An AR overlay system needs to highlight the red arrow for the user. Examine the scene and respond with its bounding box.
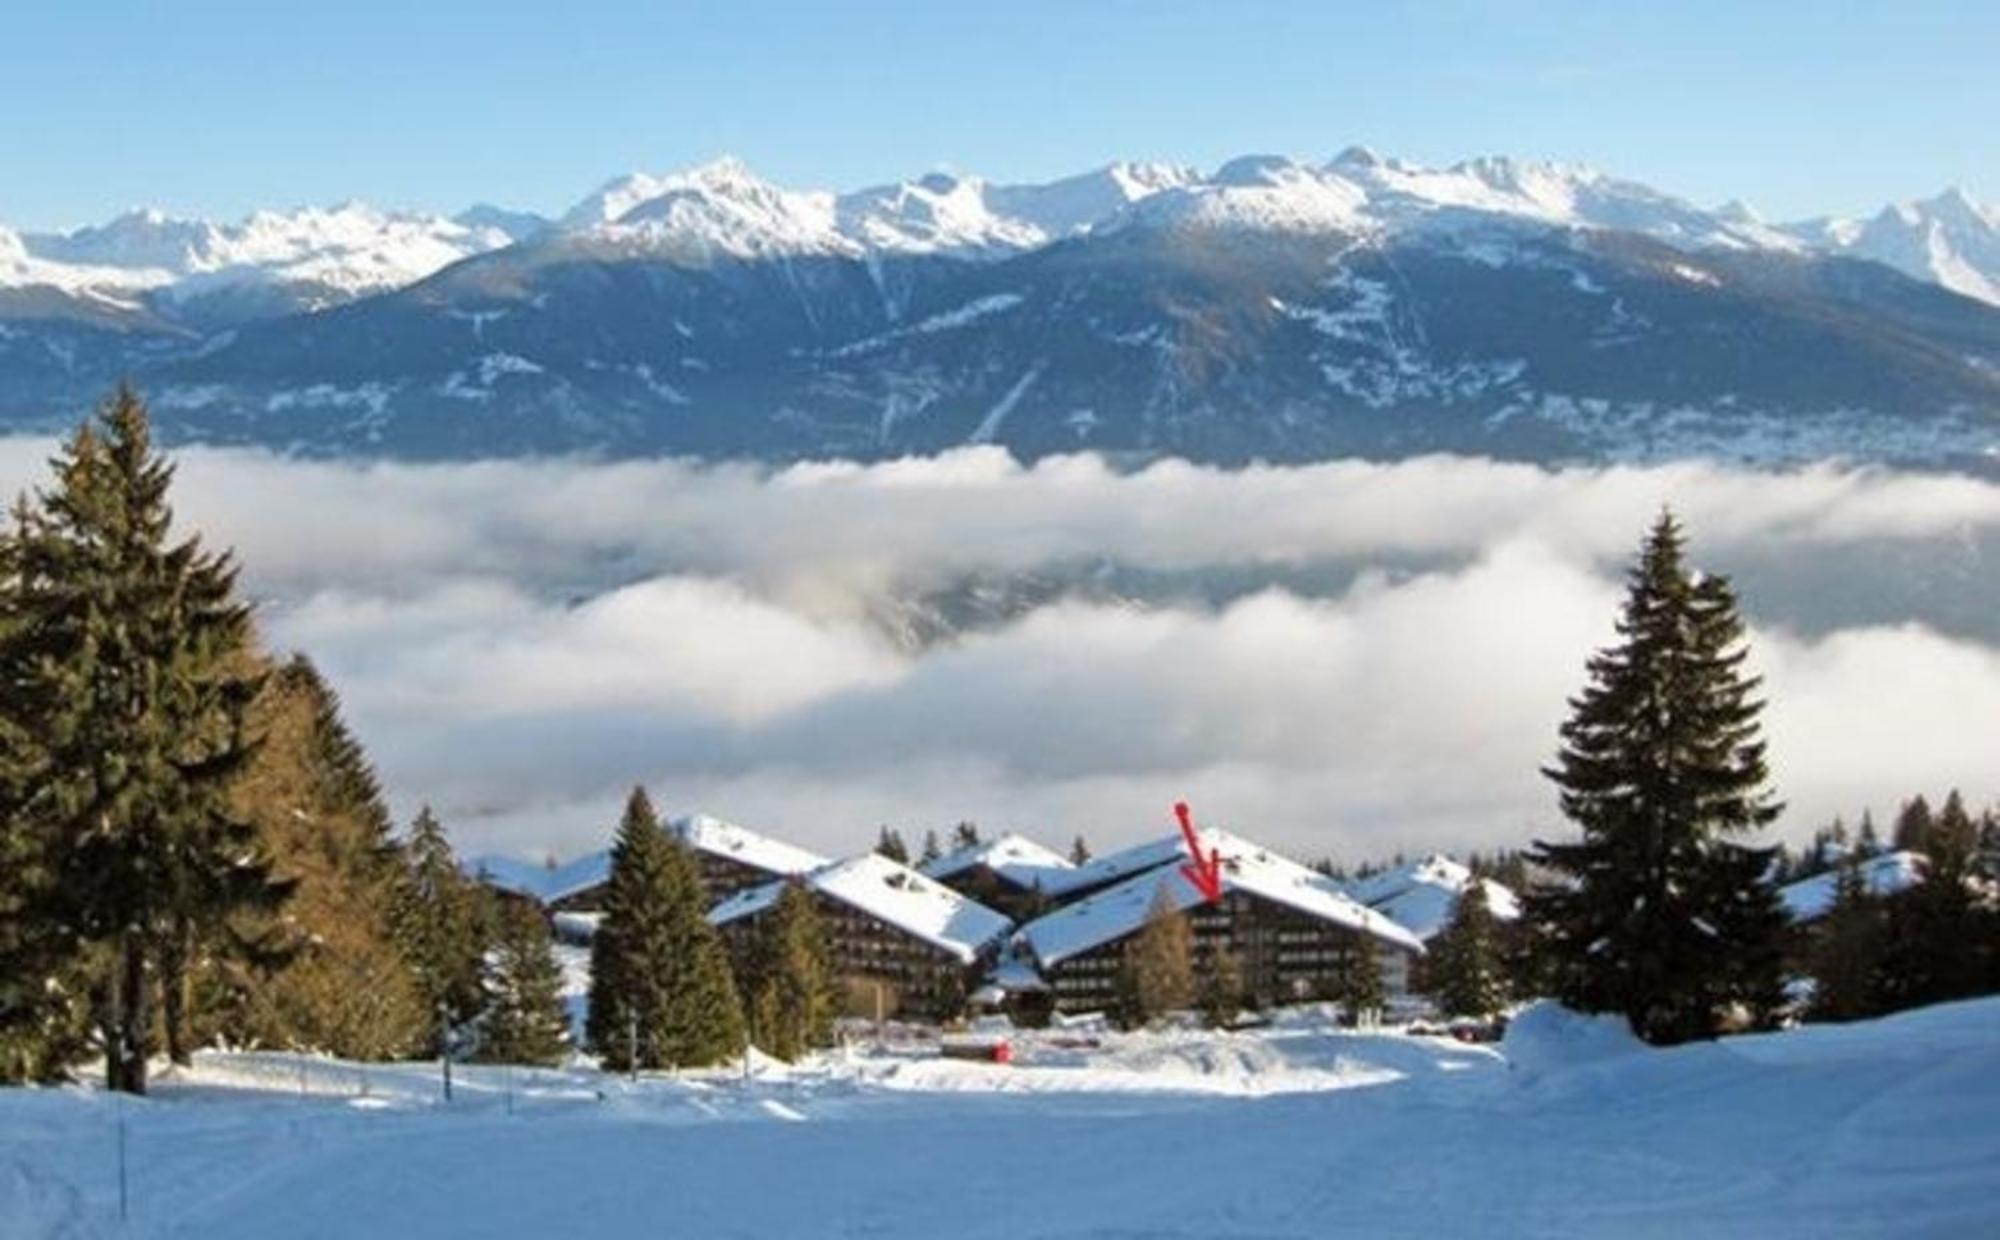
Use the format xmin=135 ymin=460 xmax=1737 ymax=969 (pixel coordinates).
xmin=1174 ymin=800 xmax=1224 ymax=904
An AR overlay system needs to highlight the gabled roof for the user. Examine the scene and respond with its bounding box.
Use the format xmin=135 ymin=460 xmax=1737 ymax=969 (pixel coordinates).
xmin=1779 ymin=851 xmax=1925 ymax=921
xmin=673 ymin=812 xmax=828 ymax=880
xmin=465 ymin=811 xmax=827 ymax=906
xmin=710 ymin=853 xmax=1014 ymax=963
xmin=1035 ymin=833 xmax=1191 ymax=898
xmin=1342 ymin=855 xmax=1521 ymax=941
xmin=922 ymin=832 xmax=1076 ymax=888
xmin=1016 ymin=829 xmax=1426 ymax=967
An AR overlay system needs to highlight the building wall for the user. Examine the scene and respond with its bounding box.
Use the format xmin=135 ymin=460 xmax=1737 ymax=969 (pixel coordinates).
xmin=1041 ymin=890 xmax=1418 ymax=1013
xmin=547 ymin=848 xmax=793 ymax=913
xmin=932 ymin=866 xmax=1054 ymax=923
xmin=718 ymin=888 xmax=987 ymax=1023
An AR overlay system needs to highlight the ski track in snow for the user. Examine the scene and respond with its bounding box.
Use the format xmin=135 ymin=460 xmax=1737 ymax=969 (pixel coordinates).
xmin=2 ymin=998 xmax=1997 ymax=1238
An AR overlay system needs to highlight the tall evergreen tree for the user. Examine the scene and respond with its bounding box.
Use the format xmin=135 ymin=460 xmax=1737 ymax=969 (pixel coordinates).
xmin=1069 ymin=835 xmax=1092 ymax=865
xmin=0 ymin=511 xmax=93 ymax=1080
xmin=221 ymin=656 xmax=428 ymax=1059
xmin=1807 ymin=852 xmax=1887 ymax=1022
xmin=742 ymin=881 xmax=837 ymax=1062
xmin=1114 ymin=886 xmax=1194 ymax=1030
xmin=918 ymin=829 xmax=943 ymax=866
xmin=1424 ymin=883 xmax=1510 ymax=1018
xmin=586 ymin=787 xmax=744 ymax=1070
xmin=951 ymin=821 xmax=981 ymax=851
xmin=873 ymin=826 xmax=910 ymax=865
xmin=395 ymin=806 xmax=488 ymax=1054
xmin=1891 ymin=796 xmax=1934 ymax=854
xmin=1878 ymin=790 xmax=1988 ymax=1010
xmin=1854 ymin=810 xmax=1882 ymax=859
xmin=476 ymin=899 xmax=570 ymax=1066
xmin=1526 ymin=512 xmax=1789 ymax=1046
xmin=0 ymin=389 xmax=287 ymax=1091
xmin=587 ymin=788 xmax=675 ymax=1071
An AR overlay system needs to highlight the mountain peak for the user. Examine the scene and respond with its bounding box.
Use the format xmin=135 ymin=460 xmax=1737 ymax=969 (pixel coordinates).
xmin=1211 ymin=153 xmax=1305 ymax=187
xmin=1716 ymin=198 xmax=1762 ymax=225
xmin=1924 ymin=186 xmax=1994 ymax=229
xmin=1330 ymin=144 xmax=1385 ymax=170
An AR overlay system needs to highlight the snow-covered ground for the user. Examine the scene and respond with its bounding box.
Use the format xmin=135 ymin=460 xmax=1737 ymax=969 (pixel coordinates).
xmin=4 ymin=998 xmax=1997 ymax=1238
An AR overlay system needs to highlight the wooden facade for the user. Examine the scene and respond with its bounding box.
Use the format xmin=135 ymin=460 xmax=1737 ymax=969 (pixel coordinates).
xmin=549 ymin=847 xmax=795 ymax=913
xmin=716 ymin=885 xmax=993 ymax=1022
xmin=1038 ymin=888 xmax=1416 ymax=1014
xmin=930 ymin=865 xmax=1057 ymax=923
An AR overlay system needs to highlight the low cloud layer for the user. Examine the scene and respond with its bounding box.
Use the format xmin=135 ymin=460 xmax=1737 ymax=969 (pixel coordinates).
xmin=2 ymin=438 xmax=1995 ymax=864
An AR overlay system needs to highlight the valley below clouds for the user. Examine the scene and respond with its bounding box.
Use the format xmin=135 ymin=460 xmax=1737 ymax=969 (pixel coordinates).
xmin=5 ymin=440 xmax=1994 ymax=864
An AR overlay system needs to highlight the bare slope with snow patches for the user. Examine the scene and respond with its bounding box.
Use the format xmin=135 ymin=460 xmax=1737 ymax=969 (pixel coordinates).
xmin=2 ymin=151 xmax=1994 ymax=463
xmin=3 ymin=998 xmax=1997 ymax=1238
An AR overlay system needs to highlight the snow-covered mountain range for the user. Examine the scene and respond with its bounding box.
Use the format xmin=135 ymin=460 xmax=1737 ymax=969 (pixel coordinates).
xmin=3 ymin=203 xmax=511 ymax=326
xmin=0 ymin=151 xmax=1994 ymax=467
xmin=11 ymin=152 xmax=1990 ymax=302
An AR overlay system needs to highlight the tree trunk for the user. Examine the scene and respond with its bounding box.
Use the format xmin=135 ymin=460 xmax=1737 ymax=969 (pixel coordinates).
xmin=161 ymin=921 xmax=195 ymax=1067
xmin=98 ymin=941 xmax=125 ymax=1094
xmin=110 ymin=934 xmax=151 ymax=1095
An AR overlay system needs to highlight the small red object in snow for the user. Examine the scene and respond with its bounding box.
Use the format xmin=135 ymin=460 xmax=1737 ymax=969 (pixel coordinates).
xmin=991 ymin=1040 xmax=1012 ymax=1065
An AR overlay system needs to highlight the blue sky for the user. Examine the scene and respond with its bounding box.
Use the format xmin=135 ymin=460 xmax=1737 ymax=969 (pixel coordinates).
xmin=2 ymin=1 xmax=1992 ymax=230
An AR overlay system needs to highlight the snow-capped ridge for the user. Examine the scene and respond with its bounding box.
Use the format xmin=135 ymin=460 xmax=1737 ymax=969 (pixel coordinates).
xmin=1787 ymin=186 xmax=2000 ymax=305
xmin=7 ymin=200 xmax=511 ymax=308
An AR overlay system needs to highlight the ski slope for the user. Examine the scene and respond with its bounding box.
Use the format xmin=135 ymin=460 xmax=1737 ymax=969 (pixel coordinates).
xmin=3 ymin=998 xmax=1996 ymax=1238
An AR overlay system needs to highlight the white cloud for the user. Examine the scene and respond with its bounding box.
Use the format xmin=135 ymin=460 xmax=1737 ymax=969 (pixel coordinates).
xmin=2 ymin=438 xmax=1995 ymax=864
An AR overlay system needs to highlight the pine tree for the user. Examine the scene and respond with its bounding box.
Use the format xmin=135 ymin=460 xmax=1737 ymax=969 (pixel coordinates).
xmin=1879 ymin=790 xmax=1987 ymax=1011
xmin=1425 ymin=883 xmax=1510 ymax=1019
xmin=0 ymin=389 xmax=288 ymax=1091
xmin=1113 ymin=886 xmax=1193 ymax=1030
xmin=395 ymin=806 xmax=488 ymax=1054
xmin=0 ymin=508 xmax=92 ymax=1082
xmin=587 ymin=788 xmax=675 ymax=1071
xmin=1891 ymin=796 xmax=1934 ymax=854
xmin=1855 ymin=811 xmax=1882 ymax=859
xmin=587 ymin=787 xmax=744 ymax=1070
xmin=951 ymin=821 xmax=981 ymax=851
xmin=1807 ymin=852 xmax=1887 ymax=1022
xmin=1069 ymin=835 xmax=1092 ymax=865
xmin=873 ymin=827 xmax=909 ymax=865
xmin=477 ymin=899 xmax=570 ymax=1066
xmin=1526 ymin=511 xmax=1789 ymax=1046
xmin=743 ymin=881 xmax=836 ymax=1062
xmin=658 ymin=831 xmax=746 ymax=1069
xmin=221 ymin=656 xmax=427 ymax=1059
xmin=0 ymin=512 xmax=93 ymax=1080
xmin=918 ymin=829 xmax=943 ymax=866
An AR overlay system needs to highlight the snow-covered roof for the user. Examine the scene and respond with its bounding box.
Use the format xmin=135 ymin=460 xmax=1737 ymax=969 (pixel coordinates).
xmin=1779 ymin=851 xmax=1925 ymax=922
xmin=1035 ymin=834 xmax=1191 ymax=898
xmin=465 ymin=811 xmax=826 ymax=906
xmin=672 ymin=812 xmax=827 ymax=881
xmin=984 ymin=953 xmax=1052 ymax=994
xmin=1016 ymin=829 xmax=1426 ymax=968
xmin=922 ymin=832 xmax=1076 ymax=888
xmin=1341 ymin=855 xmax=1521 ymax=941
xmin=710 ymin=854 xmax=1014 ymax=963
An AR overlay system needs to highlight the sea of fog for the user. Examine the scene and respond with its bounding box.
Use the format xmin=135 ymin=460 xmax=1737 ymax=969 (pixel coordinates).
xmin=2 ymin=441 xmax=1994 ymax=864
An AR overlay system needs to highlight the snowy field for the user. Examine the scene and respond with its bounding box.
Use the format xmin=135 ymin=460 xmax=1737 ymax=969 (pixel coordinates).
xmin=4 ymin=999 xmax=1997 ymax=1239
